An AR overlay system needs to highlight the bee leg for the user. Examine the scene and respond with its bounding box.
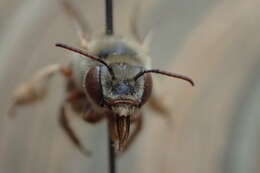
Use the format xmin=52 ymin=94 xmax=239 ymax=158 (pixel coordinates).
xmin=8 ymin=64 xmax=72 ymax=117
xmin=121 ymin=114 xmax=143 ymax=152
xmin=82 ymin=109 xmax=105 ymax=124
xmin=148 ymin=94 xmax=171 ymax=117
xmin=66 ymin=86 xmax=104 ymax=124
xmin=59 ymin=92 xmax=91 ymax=156
xmin=60 ymin=0 xmax=91 ymax=48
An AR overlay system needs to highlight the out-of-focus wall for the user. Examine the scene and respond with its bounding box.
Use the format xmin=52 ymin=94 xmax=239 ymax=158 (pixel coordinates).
xmin=0 ymin=0 xmax=260 ymax=173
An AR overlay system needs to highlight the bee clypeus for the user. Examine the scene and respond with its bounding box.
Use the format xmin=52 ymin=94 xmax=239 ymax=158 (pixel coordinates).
xmin=9 ymin=0 xmax=194 ymax=154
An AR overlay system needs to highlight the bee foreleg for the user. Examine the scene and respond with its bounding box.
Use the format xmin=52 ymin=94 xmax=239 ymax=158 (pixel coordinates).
xmin=82 ymin=109 xmax=104 ymax=124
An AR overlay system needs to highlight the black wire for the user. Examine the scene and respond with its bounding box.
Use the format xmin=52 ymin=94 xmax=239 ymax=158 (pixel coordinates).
xmin=105 ymin=0 xmax=116 ymax=173
xmin=105 ymin=0 xmax=114 ymax=35
xmin=108 ymin=136 xmax=115 ymax=173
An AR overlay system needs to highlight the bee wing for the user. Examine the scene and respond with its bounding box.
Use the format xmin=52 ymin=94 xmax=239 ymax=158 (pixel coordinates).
xmin=130 ymin=1 xmax=142 ymax=43
xmin=60 ymin=0 xmax=91 ymax=48
xmin=130 ymin=0 xmax=153 ymax=51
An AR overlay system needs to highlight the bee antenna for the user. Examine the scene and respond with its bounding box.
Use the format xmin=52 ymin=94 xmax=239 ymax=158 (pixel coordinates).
xmin=56 ymin=43 xmax=115 ymax=79
xmin=134 ymin=69 xmax=194 ymax=86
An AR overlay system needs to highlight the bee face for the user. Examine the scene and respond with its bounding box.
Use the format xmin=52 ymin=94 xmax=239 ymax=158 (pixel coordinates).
xmin=84 ymin=63 xmax=152 ymax=116
xmin=101 ymin=63 xmax=144 ymax=105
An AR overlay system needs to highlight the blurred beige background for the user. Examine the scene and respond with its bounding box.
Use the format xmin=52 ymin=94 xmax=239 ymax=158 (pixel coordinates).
xmin=1 ymin=0 xmax=260 ymax=173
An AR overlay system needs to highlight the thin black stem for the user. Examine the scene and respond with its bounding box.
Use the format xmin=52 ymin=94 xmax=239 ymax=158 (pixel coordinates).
xmin=105 ymin=0 xmax=116 ymax=173
xmin=108 ymin=137 xmax=116 ymax=173
xmin=105 ymin=0 xmax=114 ymax=35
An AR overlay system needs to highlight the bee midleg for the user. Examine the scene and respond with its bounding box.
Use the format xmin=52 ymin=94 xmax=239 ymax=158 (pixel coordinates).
xmin=8 ymin=64 xmax=72 ymax=117
xmin=60 ymin=0 xmax=91 ymax=48
xmin=122 ymin=114 xmax=143 ymax=152
xmin=59 ymin=89 xmax=91 ymax=156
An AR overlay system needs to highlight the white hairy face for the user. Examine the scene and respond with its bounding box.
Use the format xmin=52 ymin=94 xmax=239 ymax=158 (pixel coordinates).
xmin=111 ymin=104 xmax=138 ymax=117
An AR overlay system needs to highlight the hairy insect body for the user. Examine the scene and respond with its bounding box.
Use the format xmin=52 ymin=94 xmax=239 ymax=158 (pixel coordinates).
xmin=68 ymin=35 xmax=152 ymax=150
xmin=10 ymin=1 xmax=193 ymax=154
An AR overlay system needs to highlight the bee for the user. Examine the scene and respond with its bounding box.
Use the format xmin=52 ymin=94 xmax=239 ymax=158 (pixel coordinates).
xmin=8 ymin=0 xmax=194 ymax=154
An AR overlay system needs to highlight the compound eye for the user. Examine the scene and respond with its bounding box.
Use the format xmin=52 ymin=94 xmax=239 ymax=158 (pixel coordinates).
xmin=140 ymin=73 xmax=152 ymax=105
xmin=84 ymin=67 xmax=103 ymax=105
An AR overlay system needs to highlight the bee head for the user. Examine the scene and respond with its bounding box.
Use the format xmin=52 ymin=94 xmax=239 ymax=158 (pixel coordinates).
xmin=84 ymin=63 xmax=152 ymax=117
